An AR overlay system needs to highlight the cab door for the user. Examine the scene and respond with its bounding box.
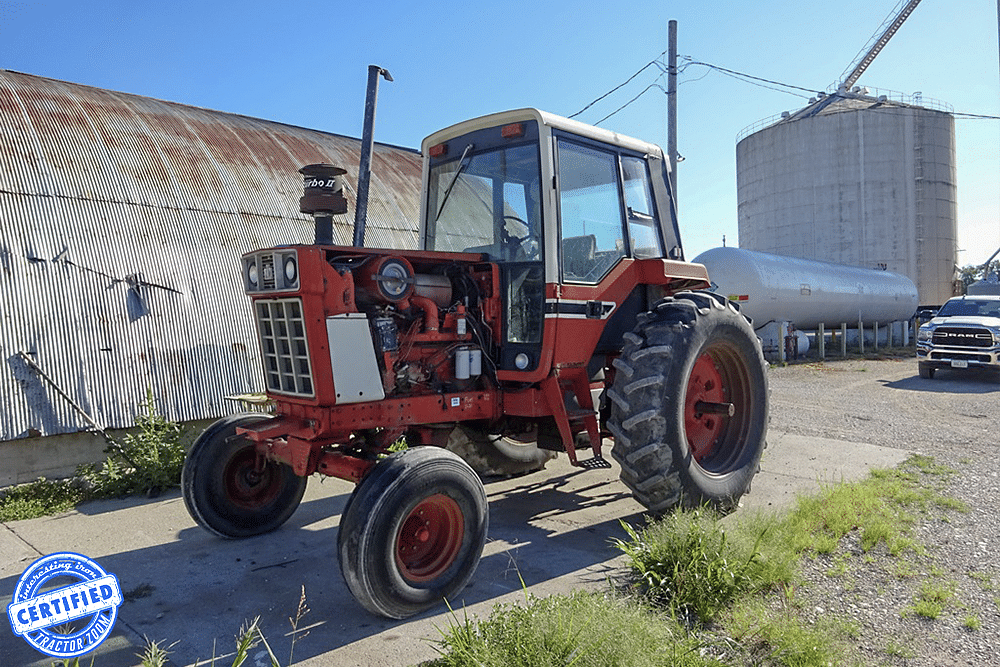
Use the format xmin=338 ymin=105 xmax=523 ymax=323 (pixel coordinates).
xmin=552 ymin=136 xmax=667 ymax=370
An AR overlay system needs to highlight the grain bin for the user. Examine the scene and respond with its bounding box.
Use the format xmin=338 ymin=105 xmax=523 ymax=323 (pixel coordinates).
xmin=736 ymin=91 xmax=957 ymax=307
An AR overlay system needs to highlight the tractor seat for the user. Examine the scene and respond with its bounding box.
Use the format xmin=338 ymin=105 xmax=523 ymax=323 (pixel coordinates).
xmin=562 ymin=234 xmax=596 ymax=280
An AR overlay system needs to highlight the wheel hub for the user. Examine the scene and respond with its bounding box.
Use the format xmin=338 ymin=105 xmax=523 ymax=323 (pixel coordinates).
xmin=223 ymin=448 xmax=281 ymax=509
xmin=685 ymin=353 xmax=727 ymax=462
xmin=395 ymin=494 xmax=464 ymax=583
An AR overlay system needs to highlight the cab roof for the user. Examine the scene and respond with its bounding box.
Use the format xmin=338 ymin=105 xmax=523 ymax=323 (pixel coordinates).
xmin=421 ymin=108 xmax=664 ymax=159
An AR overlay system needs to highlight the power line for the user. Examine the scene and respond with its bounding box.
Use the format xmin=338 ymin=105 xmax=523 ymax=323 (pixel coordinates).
xmin=571 ymin=51 xmax=1000 ymax=128
xmin=684 ymin=60 xmax=821 ymax=97
xmin=568 ymin=50 xmax=667 ymax=119
xmin=594 ymin=83 xmax=666 ymax=125
xmin=572 ymin=55 xmax=822 ymax=125
xmin=590 ymin=59 xmax=817 ymax=125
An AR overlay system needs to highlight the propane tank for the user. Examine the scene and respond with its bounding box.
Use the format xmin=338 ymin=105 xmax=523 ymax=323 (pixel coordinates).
xmin=694 ymin=247 xmax=918 ymax=328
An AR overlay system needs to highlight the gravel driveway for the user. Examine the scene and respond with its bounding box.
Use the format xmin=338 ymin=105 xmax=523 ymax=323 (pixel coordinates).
xmin=766 ymin=354 xmax=1000 ymax=666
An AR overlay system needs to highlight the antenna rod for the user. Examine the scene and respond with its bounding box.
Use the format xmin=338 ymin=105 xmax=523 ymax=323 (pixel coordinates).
xmin=667 ymin=20 xmax=678 ymax=208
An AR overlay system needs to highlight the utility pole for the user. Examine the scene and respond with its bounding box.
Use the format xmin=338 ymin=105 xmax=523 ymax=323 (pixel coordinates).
xmin=667 ymin=20 xmax=678 ymax=209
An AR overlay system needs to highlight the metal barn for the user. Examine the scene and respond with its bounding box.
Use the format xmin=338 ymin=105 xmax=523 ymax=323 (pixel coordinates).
xmin=0 ymin=71 xmax=422 ymax=455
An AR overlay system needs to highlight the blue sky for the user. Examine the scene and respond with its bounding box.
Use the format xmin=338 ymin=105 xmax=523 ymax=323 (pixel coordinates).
xmin=2 ymin=0 xmax=998 ymax=266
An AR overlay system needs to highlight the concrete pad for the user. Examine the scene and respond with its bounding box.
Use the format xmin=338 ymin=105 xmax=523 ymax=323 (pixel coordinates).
xmin=1 ymin=432 xmax=908 ymax=667
xmin=741 ymin=431 xmax=911 ymax=513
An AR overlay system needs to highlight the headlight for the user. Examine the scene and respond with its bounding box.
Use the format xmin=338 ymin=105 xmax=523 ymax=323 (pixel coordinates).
xmin=284 ymin=256 xmax=297 ymax=284
xmin=246 ymin=260 xmax=259 ymax=288
xmin=917 ymin=327 xmax=932 ymax=342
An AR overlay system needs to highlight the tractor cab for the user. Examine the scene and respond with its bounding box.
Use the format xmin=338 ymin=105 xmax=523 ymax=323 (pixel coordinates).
xmin=420 ymin=109 xmax=689 ymax=380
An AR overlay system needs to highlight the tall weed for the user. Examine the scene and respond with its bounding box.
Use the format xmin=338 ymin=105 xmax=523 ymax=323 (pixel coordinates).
xmin=613 ymin=508 xmax=763 ymax=625
xmin=429 ymin=590 xmax=719 ymax=667
xmin=77 ymin=390 xmax=185 ymax=498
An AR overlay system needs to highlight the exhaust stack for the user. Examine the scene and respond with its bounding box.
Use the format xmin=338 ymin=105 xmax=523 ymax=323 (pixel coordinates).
xmin=353 ymin=64 xmax=393 ymax=248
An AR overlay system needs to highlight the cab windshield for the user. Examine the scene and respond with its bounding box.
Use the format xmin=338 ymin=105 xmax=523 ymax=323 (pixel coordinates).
xmin=425 ymin=142 xmax=542 ymax=263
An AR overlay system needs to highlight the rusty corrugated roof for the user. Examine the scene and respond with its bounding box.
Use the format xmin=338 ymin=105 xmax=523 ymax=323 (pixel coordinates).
xmin=0 ymin=70 xmax=423 ymax=441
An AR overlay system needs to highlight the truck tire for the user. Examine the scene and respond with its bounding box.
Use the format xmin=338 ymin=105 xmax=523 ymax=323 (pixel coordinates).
xmin=338 ymin=447 xmax=488 ymax=619
xmin=446 ymin=425 xmax=555 ymax=478
xmin=182 ymin=413 xmax=307 ymax=538
xmin=608 ymin=291 xmax=768 ymax=514
xmin=918 ymin=363 xmax=935 ymax=379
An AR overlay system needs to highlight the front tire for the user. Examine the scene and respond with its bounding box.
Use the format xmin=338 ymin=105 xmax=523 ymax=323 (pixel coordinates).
xmin=608 ymin=291 xmax=768 ymax=514
xmin=918 ymin=363 xmax=936 ymax=379
xmin=338 ymin=447 xmax=488 ymax=619
xmin=182 ymin=413 xmax=307 ymax=538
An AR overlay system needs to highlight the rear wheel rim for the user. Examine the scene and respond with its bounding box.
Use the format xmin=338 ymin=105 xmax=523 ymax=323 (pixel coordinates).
xmin=685 ymin=352 xmax=726 ymax=462
xmin=395 ymin=494 xmax=464 ymax=583
xmin=223 ymin=446 xmax=281 ymax=510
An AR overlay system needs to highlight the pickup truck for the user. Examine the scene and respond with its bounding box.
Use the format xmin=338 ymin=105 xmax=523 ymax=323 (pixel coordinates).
xmin=917 ymin=295 xmax=1000 ymax=378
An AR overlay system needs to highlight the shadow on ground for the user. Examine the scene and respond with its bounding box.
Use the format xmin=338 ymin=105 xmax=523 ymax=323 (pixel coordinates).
xmin=2 ymin=459 xmax=641 ymax=666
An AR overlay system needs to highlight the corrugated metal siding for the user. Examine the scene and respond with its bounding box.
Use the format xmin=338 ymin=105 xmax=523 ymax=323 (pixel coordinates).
xmin=0 ymin=70 xmax=423 ymax=441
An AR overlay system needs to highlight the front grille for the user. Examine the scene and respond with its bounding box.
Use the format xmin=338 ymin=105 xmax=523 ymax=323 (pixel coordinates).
xmin=255 ymin=298 xmax=314 ymax=396
xmin=929 ymin=351 xmax=992 ymax=363
xmin=931 ymin=327 xmax=994 ymax=348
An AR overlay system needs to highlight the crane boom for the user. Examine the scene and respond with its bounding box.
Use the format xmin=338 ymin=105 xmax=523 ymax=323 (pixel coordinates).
xmin=839 ymin=0 xmax=923 ymax=92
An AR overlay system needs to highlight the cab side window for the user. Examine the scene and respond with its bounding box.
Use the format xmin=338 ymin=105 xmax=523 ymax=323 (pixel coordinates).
xmin=621 ymin=156 xmax=665 ymax=259
xmin=557 ymin=141 xmax=626 ymax=283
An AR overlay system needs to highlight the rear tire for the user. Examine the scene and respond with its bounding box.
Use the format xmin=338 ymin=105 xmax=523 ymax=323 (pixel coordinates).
xmin=608 ymin=291 xmax=768 ymax=514
xmin=338 ymin=447 xmax=488 ymax=619
xmin=182 ymin=414 xmax=307 ymax=538
xmin=446 ymin=425 xmax=554 ymax=478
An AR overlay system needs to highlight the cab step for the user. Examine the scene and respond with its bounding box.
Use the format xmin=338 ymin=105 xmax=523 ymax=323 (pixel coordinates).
xmin=574 ymin=456 xmax=612 ymax=470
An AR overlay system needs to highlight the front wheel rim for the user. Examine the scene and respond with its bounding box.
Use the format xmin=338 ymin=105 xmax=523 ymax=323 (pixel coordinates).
xmin=395 ymin=494 xmax=464 ymax=583
xmin=223 ymin=446 xmax=281 ymax=509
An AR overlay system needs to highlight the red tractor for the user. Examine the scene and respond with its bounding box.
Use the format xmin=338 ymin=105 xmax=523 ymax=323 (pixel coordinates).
xmin=182 ymin=109 xmax=768 ymax=619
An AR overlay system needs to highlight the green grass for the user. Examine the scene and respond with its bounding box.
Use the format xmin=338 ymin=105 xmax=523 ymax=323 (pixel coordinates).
xmin=430 ymin=454 xmax=969 ymax=667
xmin=0 ymin=391 xmax=188 ymax=522
xmin=968 ymin=570 xmax=994 ymax=591
xmin=0 ymin=476 xmax=87 ymax=521
xmin=612 ymin=507 xmax=762 ymax=624
xmin=726 ymin=598 xmax=856 ymax=667
xmin=963 ymin=614 xmax=981 ymax=631
xmin=905 ymin=579 xmax=956 ymax=619
xmin=427 ymin=590 xmax=721 ymax=667
xmin=884 ymin=638 xmax=917 ymax=659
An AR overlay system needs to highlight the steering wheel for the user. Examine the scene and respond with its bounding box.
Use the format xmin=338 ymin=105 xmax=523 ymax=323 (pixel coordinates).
xmin=501 ymin=215 xmax=538 ymax=260
xmin=501 ymin=215 xmax=530 ymax=243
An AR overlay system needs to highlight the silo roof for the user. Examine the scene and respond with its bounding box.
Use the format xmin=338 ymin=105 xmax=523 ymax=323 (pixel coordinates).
xmin=0 ymin=70 xmax=423 ymax=441
xmin=737 ymin=88 xmax=953 ymax=144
